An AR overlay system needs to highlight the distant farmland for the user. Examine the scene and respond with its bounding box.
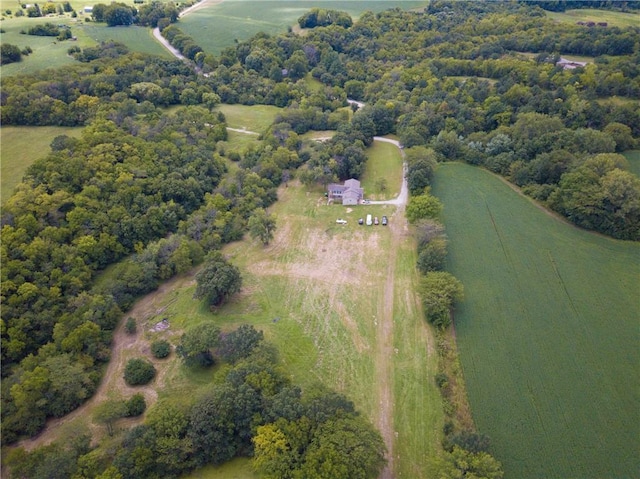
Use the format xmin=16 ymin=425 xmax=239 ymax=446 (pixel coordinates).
xmin=432 ymin=163 xmax=640 ymax=479
xmin=179 ymin=0 xmax=427 ymax=55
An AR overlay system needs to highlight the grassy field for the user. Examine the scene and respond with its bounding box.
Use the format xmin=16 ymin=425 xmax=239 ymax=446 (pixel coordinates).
xmin=180 ymin=0 xmax=427 ymax=55
xmin=547 ymin=8 xmax=640 ymax=28
xmin=624 ymin=150 xmax=640 ymax=177
xmin=361 ymin=139 xmax=404 ymax=201
xmin=431 ymin=163 xmax=640 ymax=479
xmin=0 ymin=1 xmax=170 ymax=76
xmin=0 ymin=125 xmax=84 ymax=204
xmin=216 ymin=104 xmax=282 ymax=134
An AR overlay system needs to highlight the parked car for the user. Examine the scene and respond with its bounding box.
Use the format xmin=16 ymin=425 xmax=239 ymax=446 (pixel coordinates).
xmin=358 ymin=218 xmax=364 ymax=225
xmin=336 ymin=218 xmax=347 ymax=224
xmin=374 ymin=216 xmax=379 ymax=225
xmin=382 ymin=216 xmax=388 ymax=225
xmin=366 ymin=214 xmax=372 ymax=226
xmin=362 ymin=199 xmax=371 ymax=204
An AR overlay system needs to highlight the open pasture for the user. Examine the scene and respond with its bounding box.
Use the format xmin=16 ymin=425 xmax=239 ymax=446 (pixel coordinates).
xmin=431 ymin=163 xmax=640 ymax=479
xmin=547 ymin=8 xmax=640 ymax=28
xmin=179 ymin=0 xmax=427 ymax=55
xmin=1 ymin=125 xmax=84 ymax=203
xmin=81 ymin=24 xmax=172 ymax=58
xmin=0 ymin=1 xmax=171 ymax=77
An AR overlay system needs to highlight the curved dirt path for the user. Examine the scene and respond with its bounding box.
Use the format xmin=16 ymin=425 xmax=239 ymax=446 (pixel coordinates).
xmin=19 ymin=274 xmax=194 ymax=451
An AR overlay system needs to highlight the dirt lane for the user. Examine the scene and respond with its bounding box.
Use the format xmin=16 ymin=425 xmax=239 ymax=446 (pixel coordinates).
xmin=375 ymin=139 xmax=408 ymax=479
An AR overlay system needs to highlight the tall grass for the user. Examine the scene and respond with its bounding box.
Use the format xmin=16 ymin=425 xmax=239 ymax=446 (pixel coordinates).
xmin=432 ymin=162 xmax=640 ymax=479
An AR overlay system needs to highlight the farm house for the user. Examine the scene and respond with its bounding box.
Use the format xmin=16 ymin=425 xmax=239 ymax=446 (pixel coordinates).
xmin=327 ymin=178 xmax=364 ymax=205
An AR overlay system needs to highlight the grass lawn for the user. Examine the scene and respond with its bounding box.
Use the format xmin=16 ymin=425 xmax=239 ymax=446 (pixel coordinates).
xmin=431 ymin=163 xmax=640 ymax=479
xmin=179 ymin=0 xmax=427 ymax=55
xmin=547 ymin=8 xmax=640 ymax=28
xmin=1 ymin=125 xmax=84 ymax=204
xmin=361 ymin=139 xmax=404 ymax=201
xmin=624 ymin=150 xmax=640 ymax=177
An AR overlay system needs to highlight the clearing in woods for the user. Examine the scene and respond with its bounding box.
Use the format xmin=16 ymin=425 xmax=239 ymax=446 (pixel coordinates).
xmin=20 ymin=139 xmax=443 ymax=479
xmin=431 ymin=162 xmax=640 ymax=479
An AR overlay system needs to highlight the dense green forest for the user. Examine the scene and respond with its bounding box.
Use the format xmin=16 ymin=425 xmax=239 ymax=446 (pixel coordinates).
xmin=1 ymin=1 xmax=639 ymax=477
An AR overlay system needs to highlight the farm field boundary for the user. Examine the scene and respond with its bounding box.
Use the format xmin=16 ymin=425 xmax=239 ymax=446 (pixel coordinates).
xmin=431 ymin=162 xmax=640 ymax=478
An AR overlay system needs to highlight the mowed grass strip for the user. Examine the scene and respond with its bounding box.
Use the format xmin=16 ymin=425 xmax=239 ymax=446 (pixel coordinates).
xmin=431 ymin=163 xmax=640 ymax=479
xmin=1 ymin=126 xmax=84 ymax=203
xmin=180 ymin=0 xmax=427 ymax=55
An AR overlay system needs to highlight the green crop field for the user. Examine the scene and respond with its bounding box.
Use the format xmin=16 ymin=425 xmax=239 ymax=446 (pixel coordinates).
xmin=624 ymin=150 xmax=640 ymax=177
xmin=547 ymin=8 xmax=640 ymax=28
xmin=179 ymin=0 xmax=427 ymax=55
xmin=431 ymin=163 xmax=640 ymax=479
xmin=1 ymin=125 xmax=84 ymax=204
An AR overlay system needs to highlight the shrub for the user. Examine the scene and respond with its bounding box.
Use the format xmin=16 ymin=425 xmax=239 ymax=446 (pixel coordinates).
xmin=125 ymin=393 xmax=146 ymax=416
xmin=151 ymin=340 xmax=171 ymax=359
xmin=1 ymin=43 xmax=22 ymax=64
xmin=125 ymin=317 xmax=136 ymax=334
xmin=124 ymin=358 xmax=156 ymax=386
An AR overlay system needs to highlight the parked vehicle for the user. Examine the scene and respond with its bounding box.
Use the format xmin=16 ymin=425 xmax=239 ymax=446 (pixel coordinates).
xmin=336 ymin=218 xmax=347 ymax=224
xmin=382 ymin=216 xmax=388 ymax=225
xmin=362 ymin=199 xmax=371 ymax=204
xmin=358 ymin=218 xmax=364 ymax=225
xmin=366 ymin=214 xmax=372 ymax=226
xmin=374 ymin=216 xmax=379 ymax=225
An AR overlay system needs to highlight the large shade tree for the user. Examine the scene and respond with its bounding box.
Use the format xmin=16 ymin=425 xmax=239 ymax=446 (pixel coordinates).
xmin=194 ymin=253 xmax=242 ymax=307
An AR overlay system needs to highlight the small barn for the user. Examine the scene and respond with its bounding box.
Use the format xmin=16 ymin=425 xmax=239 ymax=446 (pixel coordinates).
xmin=327 ymin=178 xmax=364 ymax=205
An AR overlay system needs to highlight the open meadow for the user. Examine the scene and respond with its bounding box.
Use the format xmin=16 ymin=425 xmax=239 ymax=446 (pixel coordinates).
xmin=547 ymin=8 xmax=640 ymax=28
xmin=0 ymin=125 xmax=84 ymax=203
xmin=179 ymin=0 xmax=427 ymax=55
xmin=431 ymin=162 xmax=640 ymax=479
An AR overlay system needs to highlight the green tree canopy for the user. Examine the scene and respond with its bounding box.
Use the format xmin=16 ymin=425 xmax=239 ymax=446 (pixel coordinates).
xmin=248 ymin=208 xmax=277 ymax=246
xmin=194 ymin=252 xmax=242 ymax=307
xmin=419 ymin=272 xmax=464 ymax=329
xmin=177 ymin=322 xmax=220 ymax=368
